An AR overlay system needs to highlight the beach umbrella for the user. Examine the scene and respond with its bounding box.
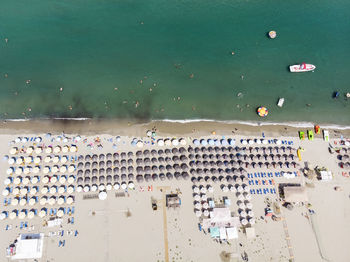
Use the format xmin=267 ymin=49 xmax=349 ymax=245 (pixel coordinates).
xmin=67 ymin=185 xmax=74 ymax=194
xmin=121 ymin=182 xmax=127 ymax=190
xmin=58 ymin=185 xmax=66 ymax=194
xmin=68 ymin=165 xmax=75 ymax=173
xmin=83 ymin=185 xmax=90 ymax=192
xmin=53 ymin=146 xmax=61 ymax=153
xmin=202 ymin=202 xmax=209 ymax=209
xmin=208 ymin=139 xmax=215 ymax=146
xmin=203 ymin=209 xmax=210 ymax=217
xmin=45 ymin=147 xmax=53 ymax=154
xmin=61 ymin=145 xmax=68 ymax=153
xmin=11 ymin=197 xmax=19 ymax=206
xmin=67 ymin=196 xmax=74 ymax=204
xmin=6 ymin=167 xmax=14 ymax=175
xmin=194 ymin=202 xmax=202 ymax=209
xmin=13 ymin=187 xmax=20 ymax=195
xmin=193 ymin=194 xmax=201 ymax=201
xmin=30 ymin=186 xmax=38 ymax=195
xmin=136 ymin=175 xmax=144 ymax=183
xmin=229 ymin=185 xmax=236 ymax=192
xmin=44 ymin=156 xmax=52 ymax=164
xmin=49 ymin=186 xmax=57 ymax=194
xmin=35 ymin=147 xmax=42 ymax=154
xmin=51 ymin=165 xmax=58 ymax=174
xmin=57 ymin=196 xmax=65 ymax=205
xmin=207 ymin=185 xmax=214 ymax=193
xmin=20 ymin=187 xmax=28 ymax=196
xmin=4 ymin=177 xmax=12 ymax=185
xmin=15 ymin=167 xmax=23 ymax=175
xmin=18 ymin=210 xmax=27 ymax=219
xmin=193 ymin=186 xmax=200 ymax=193
xmin=193 ymin=139 xmax=200 ymax=146
xmin=106 ymin=183 xmax=112 ymax=190
xmin=248 ymin=218 xmax=256 ymax=225
xmin=57 ymin=208 xmax=65 ymax=218
xmin=166 ymin=173 xmax=173 ymax=180
xmin=159 ymin=173 xmax=166 ymax=181
xmin=59 ymin=175 xmax=67 ymax=184
xmin=180 ymin=139 xmax=187 ymax=146
xmin=113 ymin=183 xmax=120 ymax=190
xmin=19 ymin=197 xmax=27 ymax=206
xmin=241 ymin=218 xmax=248 ymax=226
xmin=13 ymin=176 xmax=22 ymax=185
xmin=15 ymin=157 xmax=23 ymax=165
xmin=201 ymin=194 xmax=207 ymax=201
xmin=70 ymin=145 xmax=77 ymax=153
xmin=200 ymin=186 xmax=207 ymax=194
xmin=247 ymin=210 xmax=254 ymax=217
xmin=221 ymin=185 xmax=228 ymax=192
xmin=244 ymin=192 xmax=252 ymax=200
xmin=0 ymin=211 xmax=8 ymax=221
xmin=164 ymin=139 xmax=172 ymax=146
xmin=128 ymin=182 xmax=135 ymax=189
xmin=59 ymin=165 xmax=67 ymax=173
xmin=76 ymin=185 xmax=83 ymax=193
xmin=172 ymin=139 xmax=179 ymax=146
xmin=91 ymin=184 xmax=98 ymax=192
xmin=60 ymin=156 xmax=68 ymax=164
xmin=39 ymin=208 xmax=47 ymax=218
xmin=9 ymin=210 xmax=18 ymax=220
xmin=201 ymin=139 xmax=208 ymax=146
xmin=23 ymin=166 xmax=31 ymax=175
xmin=2 ymin=188 xmax=10 ymax=197
xmin=51 ymin=175 xmax=58 ymax=184
xmin=9 ymin=147 xmax=18 ymax=155
xmin=195 ymin=210 xmax=202 ymax=217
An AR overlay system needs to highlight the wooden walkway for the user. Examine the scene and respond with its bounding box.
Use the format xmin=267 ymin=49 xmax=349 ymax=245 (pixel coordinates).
xmin=157 ymin=186 xmax=170 ymax=262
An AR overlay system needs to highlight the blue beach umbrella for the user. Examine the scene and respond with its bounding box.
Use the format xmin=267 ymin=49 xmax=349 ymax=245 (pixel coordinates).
xmin=221 ymin=139 xmax=228 ymax=146
xmin=193 ymin=139 xmax=200 ymax=146
xmin=201 ymin=139 xmax=208 ymax=146
xmin=208 ymin=139 xmax=215 ymax=146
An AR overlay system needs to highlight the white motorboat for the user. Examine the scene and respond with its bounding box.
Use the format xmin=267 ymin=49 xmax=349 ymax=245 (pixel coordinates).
xmin=289 ymin=63 xmax=315 ymax=72
xmin=277 ymin=98 xmax=284 ymax=107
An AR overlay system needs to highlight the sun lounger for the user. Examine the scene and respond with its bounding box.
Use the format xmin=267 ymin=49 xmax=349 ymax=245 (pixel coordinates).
xmin=71 ymin=217 xmax=74 ymax=224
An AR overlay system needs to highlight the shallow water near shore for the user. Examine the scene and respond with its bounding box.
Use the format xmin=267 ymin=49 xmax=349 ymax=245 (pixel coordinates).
xmin=0 ymin=0 xmax=349 ymax=124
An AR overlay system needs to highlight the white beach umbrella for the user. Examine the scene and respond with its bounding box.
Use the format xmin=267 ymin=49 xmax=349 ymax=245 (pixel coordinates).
xmin=32 ymin=166 xmax=40 ymax=174
xmin=11 ymin=198 xmax=19 ymax=206
xmin=241 ymin=140 xmax=247 ymax=145
xmin=13 ymin=176 xmax=22 ymax=185
xmin=67 ymin=176 xmax=75 ymax=184
xmin=76 ymin=185 xmax=83 ymax=193
xmin=98 ymin=191 xmax=107 ymax=200
xmin=179 ymin=138 xmax=187 ymax=146
xmin=244 ymin=193 xmax=252 ymax=200
xmin=15 ymin=167 xmax=23 ymax=175
xmin=9 ymin=210 xmax=18 ymax=220
xmin=49 ymin=186 xmax=57 ymax=194
xmin=13 ymin=187 xmax=20 ymax=195
xmin=45 ymin=147 xmax=52 ymax=154
xmin=172 ymin=139 xmax=179 ymax=146
xmin=237 ymin=185 xmax=243 ymax=192
xmin=28 ymin=210 xmax=35 ymax=219
xmin=128 ymin=182 xmax=135 ymax=189
xmin=262 ymin=139 xmax=268 ymax=145
xmin=248 ymin=210 xmax=254 ymax=217
xmin=6 ymin=167 xmax=14 ymax=175
xmin=157 ymin=139 xmax=164 ymax=146
xmin=146 ymin=130 xmax=152 ymax=137
xmin=83 ymin=185 xmax=90 ymax=192
xmin=41 ymin=186 xmax=49 ymax=194
xmin=203 ymin=210 xmax=210 ymax=217
xmin=164 ymin=139 xmax=171 ymax=146
xmin=60 ymin=165 xmax=67 ymax=173
xmin=200 ymin=186 xmax=207 ymax=194
xmin=51 ymin=165 xmax=59 ymax=173
xmin=9 ymin=147 xmax=18 ymax=155
xmin=248 ymin=139 xmax=254 ymax=145
xmin=106 ymin=183 xmax=113 ymax=191
xmin=121 ymin=182 xmax=127 ymax=190
xmin=43 ymin=166 xmax=50 ymax=174
xmin=195 ymin=210 xmax=202 ymax=217
xmin=25 ymin=156 xmax=33 ymax=164
xmin=19 ymin=210 xmax=27 ymax=219
xmin=63 ymin=137 xmax=68 ymax=143
xmin=57 ymin=196 xmax=65 ymax=205
xmin=229 ymin=185 xmax=236 ymax=193
xmin=35 ymin=147 xmax=42 ymax=154
xmin=256 ymin=139 xmax=261 ymax=145
xmin=194 ymin=194 xmax=200 ymax=201
xmin=136 ymin=141 xmax=143 ymax=148
xmin=241 ymin=218 xmax=248 ymax=226
xmin=67 ymin=185 xmax=75 ymax=194
xmin=49 ymin=175 xmax=58 ymax=184
xmin=22 ymin=177 xmax=30 ymax=185
xmin=30 ymin=187 xmax=37 ymax=195
xmin=53 ymin=146 xmax=61 ymax=153
xmin=66 ymin=196 xmax=74 ymax=205
xmin=39 ymin=196 xmax=47 ymax=205
xmin=58 ymin=186 xmax=65 ymax=194
xmin=42 ymin=176 xmax=49 ymax=184
xmin=75 ymin=135 xmax=81 ymax=142
xmin=98 ymin=184 xmax=106 ymax=191
xmin=53 ymin=156 xmax=59 ymax=163
xmin=19 ymin=198 xmax=27 ymax=206
xmin=194 ymin=202 xmax=202 ymax=209
xmin=56 ymin=136 xmax=62 ymax=142
xmin=39 ymin=208 xmax=47 ymax=218
xmin=238 ymin=194 xmax=245 ymax=201
xmin=203 ymin=202 xmax=209 ymax=209
xmin=68 ymin=165 xmax=75 ymax=173
xmin=15 ymin=137 xmax=21 ymax=143
xmin=276 ymin=140 xmax=282 ymax=145
xmin=59 ymin=176 xmax=66 ymax=184
xmin=20 ymin=187 xmax=28 ymax=196
xmin=0 ymin=211 xmax=8 ymax=221
xmin=91 ymin=184 xmax=98 ymax=192
xmin=57 ymin=209 xmax=64 ymax=218
xmin=48 ymin=196 xmax=56 ymax=205
xmin=201 ymin=194 xmax=208 ymax=201
xmin=70 ymin=145 xmax=77 ymax=153
xmin=193 ymin=186 xmax=199 ymax=193
xmin=35 ymin=137 xmax=42 ymax=143
xmin=207 ymin=185 xmax=214 ymax=193
xmin=2 ymin=188 xmax=10 ymax=197
xmin=23 ymin=166 xmax=31 ymax=175
xmin=113 ymin=183 xmax=120 ymax=190
xmin=8 ymin=157 xmax=15 ymax=165
xmin=16 ymin=157 xmax=23 ymax=165
xmin=60 ymin=156 xmax=68 ymax=164
xmin=44 ymin=156 xmax=51 ymax=163
xmin=27 ymin=146 xmax=35 ymax=154
xmin=22 ymin=137 xmax=29 ymax=143
xmin=62 ymin=146 xmax=69 ymax=153
xmin=238 ymin=202 xmax=245 ymax=209
xmin=239 ymin=210 xmax=247 ymax=217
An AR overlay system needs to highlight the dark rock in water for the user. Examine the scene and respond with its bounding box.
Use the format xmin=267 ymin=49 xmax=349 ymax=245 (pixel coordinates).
xmin=333 ymin=91 xmax=340 ymax=99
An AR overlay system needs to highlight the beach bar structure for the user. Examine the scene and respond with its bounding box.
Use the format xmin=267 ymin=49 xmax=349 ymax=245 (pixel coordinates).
xmin=166 ymin=194 xmax=181 ymax=208
xmin=7 ymin=233 xmax=44 ymax=260
xmin=202 ymin=208 xmax=240 ymax=230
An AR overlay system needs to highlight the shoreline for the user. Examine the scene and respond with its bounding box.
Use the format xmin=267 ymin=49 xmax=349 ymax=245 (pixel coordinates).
xmin=0 ymin=118 xmax=349 ymax=137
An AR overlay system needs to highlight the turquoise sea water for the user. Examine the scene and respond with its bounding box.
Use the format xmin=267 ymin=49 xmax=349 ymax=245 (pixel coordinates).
xmin=0 ymin=0 xmax=350 ymax=125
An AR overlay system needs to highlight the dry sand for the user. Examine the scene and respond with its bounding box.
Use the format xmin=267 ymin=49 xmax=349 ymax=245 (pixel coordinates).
xmin=0 ymin=121 xmax=349 ymax=262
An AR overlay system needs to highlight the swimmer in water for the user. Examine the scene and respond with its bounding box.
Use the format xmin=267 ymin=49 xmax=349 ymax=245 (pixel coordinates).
xmin=5 ymin=38 xmax=8 ymax=43
xmin=231 ymin=51 xmax=235 ymax=55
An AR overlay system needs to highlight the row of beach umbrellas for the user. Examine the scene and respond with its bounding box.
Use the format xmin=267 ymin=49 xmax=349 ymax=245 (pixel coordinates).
xmin=9 ymin=145 xmax=77 ymax=155
xmin=188 ymin=146 xmax=295 ymax=154
xmin=3 ymin=175 xmax=75 ymax=187
xmin=0 ymin=206 xmax=69 ymax=220
xmin=76 ymin=181 xmax=135 ymax=193
xmin=188 ymin=153 xmax=295 ymax=161
xmin=6 ymin=164 xmax=76 ymax=175
xmin=7 ymin=155 xmax=72 ymax=165
xmin=2 ymin=184 xmax=76 ymax=197
xmin=7 ymin=195 xmax=74 ymax=206
xmin=191 ymin=176 xmax=248 ymax=184
xmin=131 ymin=138 xmax=187 ymax=148
xmin=193 ymin=139 xmax=235 ymax=147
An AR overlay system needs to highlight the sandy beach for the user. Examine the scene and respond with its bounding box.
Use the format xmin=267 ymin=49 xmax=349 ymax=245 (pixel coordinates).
xmin=0 ymin=120 xmax=349 ymax=262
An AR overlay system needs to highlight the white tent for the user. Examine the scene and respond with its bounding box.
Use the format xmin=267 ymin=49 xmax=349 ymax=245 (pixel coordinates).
xmin=226 ymin=227 xmax=238 ymax=239
xmin=219 ymin=227 xmax=227 ymax=240
xmin=10 ymin=234 xmax=44 ymax=260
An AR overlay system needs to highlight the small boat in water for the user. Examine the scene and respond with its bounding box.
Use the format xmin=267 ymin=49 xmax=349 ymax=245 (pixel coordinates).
xmin=277 ymin=98 xmax=284 ymax=107
xmin=289 ymin=63 xmax=315 ymax=72
xmin=268 ymin=31 xmax=277 ymax=39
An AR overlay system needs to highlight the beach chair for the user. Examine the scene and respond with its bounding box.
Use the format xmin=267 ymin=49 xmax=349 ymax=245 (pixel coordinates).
xmin=270 ymin=188 xmax=274 ymax=193
xmin=272 ymin=189 xmax=276 ymax=194
xmin=262 ymin=180 xmax=265 ymax=185
xmin=254 ymin=173 xmax=257 ymax=178
xmin=20 ymin=222 xmax=24 ymax=229
xmin=71 ymin=206 xmax=75 ymax=214
xmin=71 ymin=217 xmax=74 ymax=224
xmin=24 ymin=222 xmax=28 ymax=228
xmin=74 ymin=230 xmax=78 ymax=237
